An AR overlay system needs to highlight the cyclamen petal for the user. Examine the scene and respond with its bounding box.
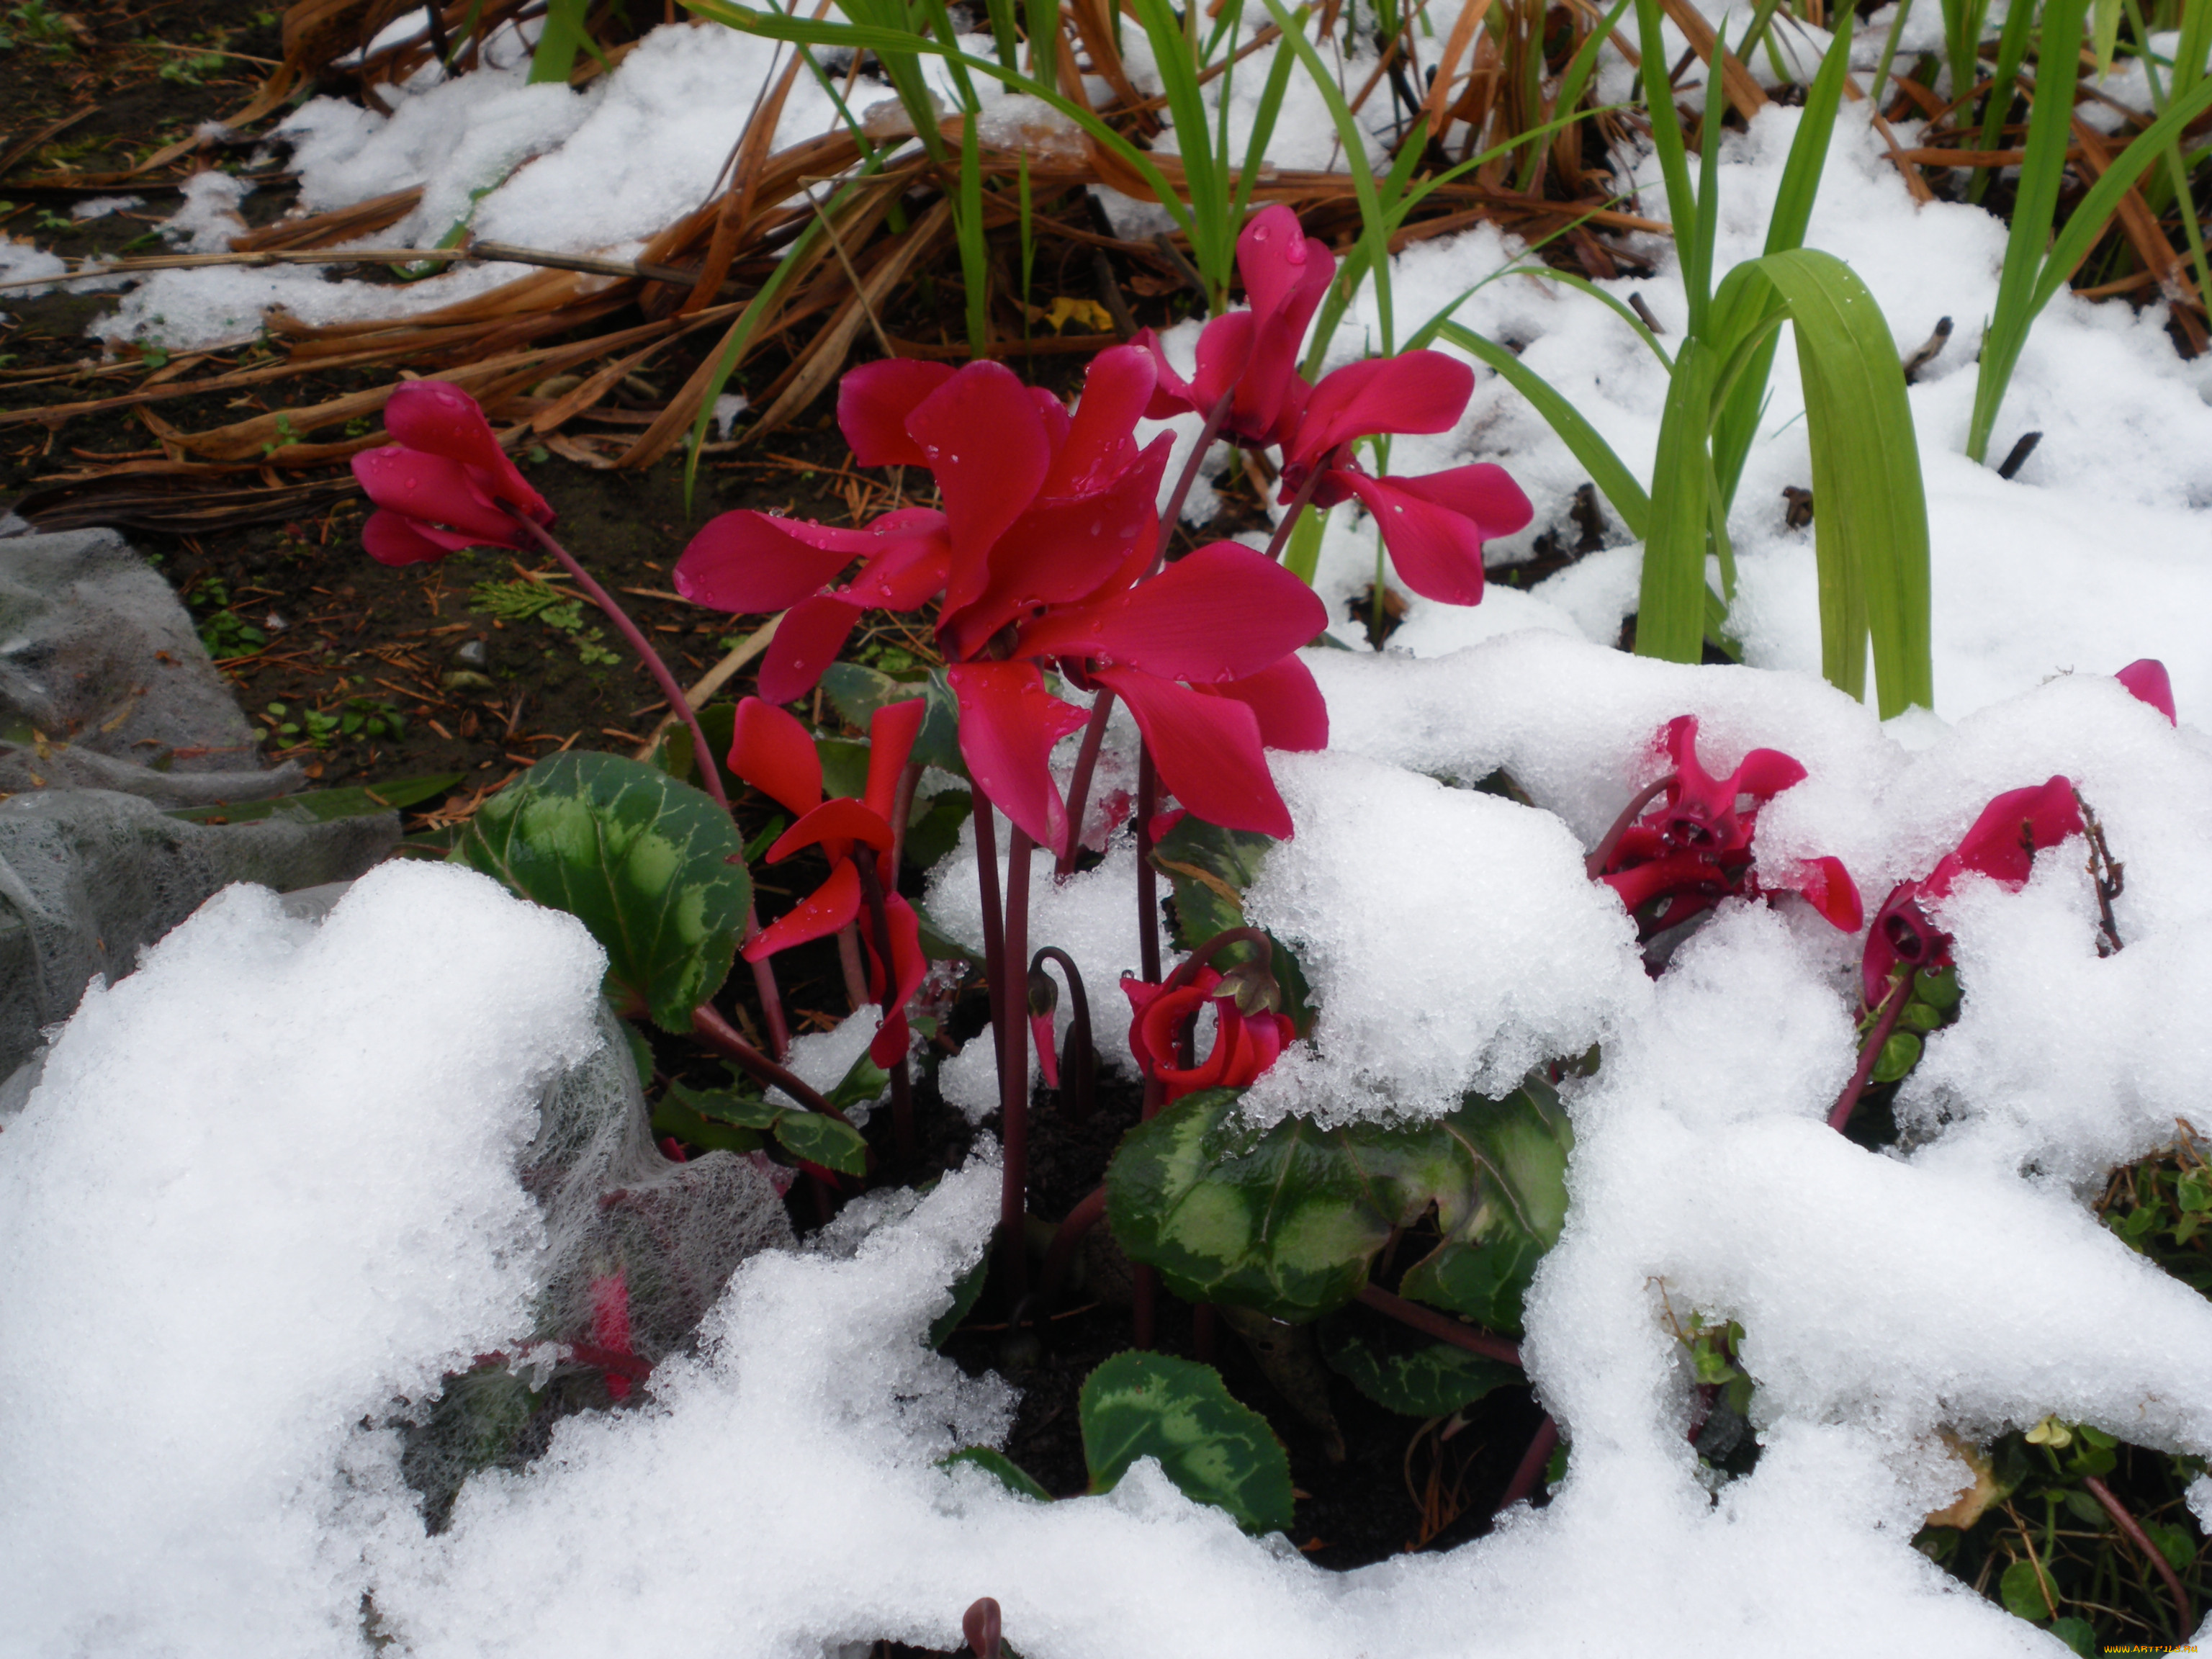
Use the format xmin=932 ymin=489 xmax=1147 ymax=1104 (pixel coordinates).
xmin=1283 ymin=351 xmax=1474 ymax=472
xmin=1014 ymin=541 xmax=1326 ymax=682
xmin=361 ymin=509 xmax=451 ymax=567
xmin=863 ymin=698 xmax=927 ymax=822
xmin=1930 ymin=776 xmax=2082 ymax=895
xmin=675 ymin=510 xmax=925 ymax=613
xmin=2116 ymin=658 xmax=2177 ymax=724
xmin=907 ymin=362 xmax=1053 ymax=612
xmin=866 ymin=891 xmax=927 ymax=1066
xmin=1203 ymin=657 xmax=1328 ymax=752
xmin=383 ymin=379 xmax=550 ymax=523
xmin=1329 ymin=470 xmax=1493 ymax=607
xmin=1045 ymin=346 xmax=1157 ymax=496
xmin=351 ymin=446 xmax=518 ymax=547
xmin=946 ymin=662 xmax=1089 ymax=856
xmin=767 ymin=797 xmax=894 ymax=863
xmin=727 ymin=697 xmax=824 ymax=818
xmin=837 ymin=359 xmax=957 ymax=467
xmin=744 ymin=858 xmax=863 ymax=959
xmin=756 ymin=594 xmax=864 ymax=706
xmin=1092 ymin=667 xmax=1292 ymax=839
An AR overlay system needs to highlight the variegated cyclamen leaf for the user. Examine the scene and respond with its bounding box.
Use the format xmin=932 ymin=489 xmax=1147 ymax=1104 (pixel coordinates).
xmin=1105 ymin=1079 xmax=1572 ymax=1325
xmin=1078 ymin=1352 xmax=1294 ymax=1534
xmin=943 ymin=1446 xmax=1052 ymax=1502
xmin=454 ymin=752 xmax=751 ymax=1033
xmin=1318 ymin=1323 xmax=1520 ymax=1419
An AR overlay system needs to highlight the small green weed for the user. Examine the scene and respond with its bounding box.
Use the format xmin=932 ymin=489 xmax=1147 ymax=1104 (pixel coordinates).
xmin=197 ymin=609 xmax=266 ymax=660
xmin=1 ymin=0 xmax=77 ymax=54
xmin=469 ymin=577 xmax=619 ymax=665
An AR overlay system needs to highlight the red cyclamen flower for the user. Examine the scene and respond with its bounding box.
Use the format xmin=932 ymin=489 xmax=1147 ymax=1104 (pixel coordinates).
xmin=351 ymin=381 xmax=553 ymax=566
xmin=727 ymin=695 xmax=928 ymax=1066
xmin=1860 ymin=777 xmax=2082 ymax=1007
xmin=1600 ymin=715 xmax=1861 ymax=935
xmin=1122 ymin=966 xmax=1295 ymax=1105
xmin=2116 ymin=658 xmax=2176 ymax=725
xmin=679 ymin=348 xmax=1331 ymax=858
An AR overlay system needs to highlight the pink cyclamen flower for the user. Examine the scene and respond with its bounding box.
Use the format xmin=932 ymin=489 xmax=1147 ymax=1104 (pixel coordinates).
xmin=727 ymin=695 xmax=928 ymax=1066
xmin=350 ymin=380 xmax=553 ymax=566
xmin=1600 ymin=716 xmax=1862 ymax=935
xmin=1123 ymin=966 xmax=1295 ymax=1105
xmin=1860 ymin=776 xmax=2082 ymax=1007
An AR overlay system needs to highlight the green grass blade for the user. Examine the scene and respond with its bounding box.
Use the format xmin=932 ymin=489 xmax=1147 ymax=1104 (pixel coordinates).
xmin=527 ymin=0 xmax=591 ymax=81
xmin=2028 ymin=70 xmax=2212 ymax=310
xmin=683 ymin=0 xmax=1201 ymax=240
xmin=1436 ymin=320 xmax=1652 ymax=536
xmin=1635 ymin=0 xmax=1706 ymax=333
xmin=1025 ymin=0 xmax=1057 ymax=83
xmin=1711 ymin=2 xmax=1853 ymax=505
xmin=1231 ymin=8 xmax=1305 ymax=226
xmin=1869 ymin=0 xmax=1915 ymax=105
xmin=1132 ymin=0 xmax=1231 ymax=302
xmin=1632 ymin=336 xmax=1722 ymax=663
xmin=1738 ymin=249 xmax=1932 ymax=713
xmin=2175 ymin=0 xmax=2211 ymax=102
xmin=1968 ymin=0 xmax=2089 ymax=462
xmin=1969 ymin=0 xmax=2046 ymax=201
xmin=1524 ymin=0 xmax=1636 ymax=191
xmin=958 ymin=112 xmax=991 ymax=355
xmin=1264 ymin=0 xmax=1395 ymax=350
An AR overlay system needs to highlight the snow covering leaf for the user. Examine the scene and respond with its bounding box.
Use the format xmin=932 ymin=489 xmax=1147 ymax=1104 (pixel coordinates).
xmin=454 ymin=752 xmax=752 ymax=1033
xmin=1105 ymin=1078 xmax=1571 ymax=1323
xmin=1150 ymin=814 xmax=1313 ymax=1033
xmin=944 ymin=1445 xmax=1052 ymax=1502
xmin=928 ymin=1254 xmax=989 ymax=1349
xmin=1078 ymin=1351 xmax=1294 ymax=1534
xmin=1318 ymin=1323 xmax=1519 ymax=1418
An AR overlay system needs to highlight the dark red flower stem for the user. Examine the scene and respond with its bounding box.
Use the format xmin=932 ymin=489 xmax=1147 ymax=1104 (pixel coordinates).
xmin=1035 ymin=1181 xmax=1108 ymax=1317
xmin=1154 ymin=389 xmax=1237 ymax=560
xmin=690 ymin=1003 xmax=854 ymax=1127
xmin=1030 ymin=945 xmax=1094 ymax=1120
xmin=997 ymin=824 xmax=1035 ymax=1301
xmin=1584 ymin=774 xmax=1676 ymax=878
xmin=508 ymin=513 xmax=727 ymax=811
xmin=1496 ymin=1415 xmax=1560 ymax=1513
xmin=508 ymin=511 xmax=791 ymax=1058
xmin=1136 ymin=750 xmax=1161 ymax=984
xmin=1262 ymin=465 xmax=1326 ymax=567
xmin=2085 ymin=1473 xmax=2195 ymax=1635
xmin=1356 ymin=1283 xmax=1524 ymax=1366
xmin=1161 ymin=925 xmax=1274 ymax=993
xmin=1056 ymin=690 xmax=1118 ymax=879
xmin=1827 ymin=975 xmax=1910 ymax=1134
xmin=850 ymin=847 xmax=915 ymax=1164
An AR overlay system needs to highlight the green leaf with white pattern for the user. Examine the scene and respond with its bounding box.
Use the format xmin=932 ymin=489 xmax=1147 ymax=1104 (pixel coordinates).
xmin=454 ymin=752 xmax=751 ymax=1033
xmin=1078 ymin=1351 xmax=1294 ymax=1534
xmin=943 ymin=1445 xmax=1052 ymax=1501
xmin=1105 ymin=1077 xmax=1571 ymax=1324
xmin=1318 ymin=1323 xmax=1520 ymax=1418
xmin=665 ymin=1081 xmax=868 ymax=1176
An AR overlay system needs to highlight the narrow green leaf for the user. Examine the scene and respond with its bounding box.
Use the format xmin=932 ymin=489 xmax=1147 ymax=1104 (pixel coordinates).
xmin=452 ymin=752 xmax=752 ymax=1031
xmin=1635 ymin=0 xmax=1705 ymax=331
xmin=1632 ymin=336 xmax=1722 ymax=665
xmin=163 ymin=772 xmax=461 ymax=824
xmin=1436 ymin=320 xmax=1652 ymax=537
xmin=958 ymin=112 xmax=991 ymax=357
xmin=1079 ymin=1351 xmax=1295 ymax=1532
xmin=945 ymin=1444 xmax=1053 ymax=1501
xmin=527 ymin=0 xmax=590 ymax=81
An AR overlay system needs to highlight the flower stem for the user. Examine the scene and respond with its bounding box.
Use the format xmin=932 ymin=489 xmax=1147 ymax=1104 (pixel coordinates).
xmin=1355 ymin=1284 xmax=1523 ymax=1366
xmin=690 ymin=1002 xmax=853 ymax=1127
xmin=1152 ymin=388 xmax=1237 ymax=569
xmin=997 ymin=825 xmax=1035 ymax=1301
xmin=2085 ymin=1473 xmax=2195 ymax=1635
xmin=1827 ymin=975 xmax=1910 ymax=1135
xmin=508 ymin=514 xmax=727 ymax=813
xmin=1496 ymin=1416 xmax=1560 ymax=1513
xmin=1261 ymin=466 xmax=1325 ymax=567
xmin=1035 ymin=1181 xmax=1108 ymax=1317
xmin=1136 ymin=749 xmax=1161 ymax=985
xmin=1030 ymin=945 xmax=1094 ymax=1121
xmin=1583 ymin=774 xmax=1676 ymax=878
xmin=509 ymin=512 xmax=790 ymax=1056
xmin=850 ymin=845 xmax=916 ymax=1165
xmin=1056 ymin=690 xmax=1118 ymax=879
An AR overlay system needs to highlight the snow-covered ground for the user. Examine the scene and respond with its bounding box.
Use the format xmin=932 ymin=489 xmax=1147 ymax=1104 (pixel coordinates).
xmin=5 ymin=10 xmax=2212 ymax=1655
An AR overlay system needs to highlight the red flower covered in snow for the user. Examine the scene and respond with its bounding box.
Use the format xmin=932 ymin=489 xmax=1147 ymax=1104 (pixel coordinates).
xmin=727 ymin=695 xmax=927 ymax=1066
xmin=2117 ymin=657 xmax=2177 ymax=724
xmin=1123 ymin=965 xmax=1295 ymax=1105
xmin=1860 ymin=777 xmax=2082 ymax=1007
xmin=1596 ymin=715 xmax=1861 ymax=938
xmin=351 ymin=380 xmax=553 ymax=566
xmin=678 ymin=347 xmax=1329 ymax=858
